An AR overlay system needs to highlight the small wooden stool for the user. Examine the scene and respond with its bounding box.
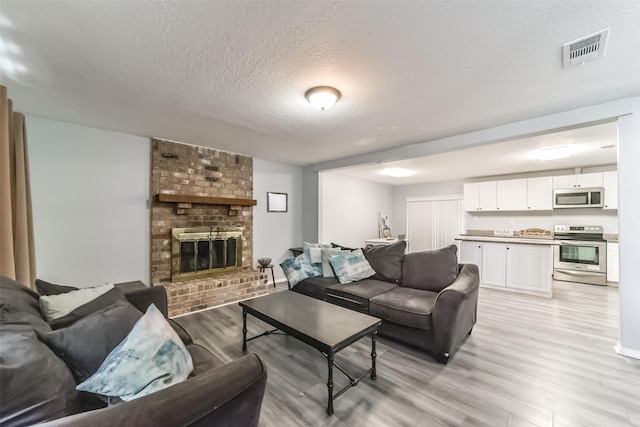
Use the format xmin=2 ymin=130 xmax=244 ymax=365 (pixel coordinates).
xmin=258 ymin=264 xmax=276 ymax=288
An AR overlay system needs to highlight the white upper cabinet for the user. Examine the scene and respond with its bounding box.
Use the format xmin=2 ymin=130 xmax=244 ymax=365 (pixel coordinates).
xmin=526 ymin=176 xmax=553 ymax=210
xmin=465 ymin=171 xmax=613 ymax=213
xmin=479 ymin=181 xmax=497 ymax=211
xmin=496 ymin=179 xmax=527 ymax=211
xmin=553 ymin=172 xmax=603 ymax=189
xmin=463 ymin=183 xmax=480 ymax=211
xmin=603 ymin=171 xmax=618 ymax=210
xmin=463 ymin=182 xmax=497 ymax=212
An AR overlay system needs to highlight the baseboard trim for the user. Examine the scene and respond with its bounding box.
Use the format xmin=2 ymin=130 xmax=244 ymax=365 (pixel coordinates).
xmin=614 ymin=343 xmax=640 ymax=360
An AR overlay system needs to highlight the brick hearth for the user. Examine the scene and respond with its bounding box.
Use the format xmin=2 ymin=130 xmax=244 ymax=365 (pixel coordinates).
xmin=165 ymin=271 xmax=267 ymax=317
xmin=150 ymin=138 xmax=268 ymax=317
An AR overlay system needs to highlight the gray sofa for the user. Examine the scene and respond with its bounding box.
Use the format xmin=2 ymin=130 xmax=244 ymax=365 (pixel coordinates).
xmin=291 ymin=243 xmax=479 ymax=363
xmin=0 ymin=276 xmax=267 ymax=427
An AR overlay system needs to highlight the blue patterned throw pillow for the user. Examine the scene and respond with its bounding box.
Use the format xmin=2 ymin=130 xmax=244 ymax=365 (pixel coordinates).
xmin=280 ymin=253 xmax=320 ymax=287
xmin=303 ymin=242 xmax=332 ymax=274
xmin=76 ymin=304 xmax=193 ymax=401
xmin=329 ymin=248 xmax=376 ymax=284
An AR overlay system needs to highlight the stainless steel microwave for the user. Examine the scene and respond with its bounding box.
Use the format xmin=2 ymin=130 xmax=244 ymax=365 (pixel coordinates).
xmin=553 ymin=187 xmax=604 ymax=209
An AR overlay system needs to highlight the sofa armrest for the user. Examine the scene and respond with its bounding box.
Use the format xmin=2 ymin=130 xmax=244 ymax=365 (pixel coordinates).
xmin=38 ymin=353 xmax=267 ymax=427
xmin=431 ymin=264 xmax=480 ymax=357
xmin=115 ymin=281 xmax=168 ymax=318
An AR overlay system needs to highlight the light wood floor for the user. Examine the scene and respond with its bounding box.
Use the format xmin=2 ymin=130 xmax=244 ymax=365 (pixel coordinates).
xmin=174 ymin=281 xmax=640 ymax=427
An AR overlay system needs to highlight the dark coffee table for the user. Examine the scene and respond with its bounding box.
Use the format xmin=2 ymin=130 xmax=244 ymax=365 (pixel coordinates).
xmin=239 ymin=291 xmax=381 ymax=415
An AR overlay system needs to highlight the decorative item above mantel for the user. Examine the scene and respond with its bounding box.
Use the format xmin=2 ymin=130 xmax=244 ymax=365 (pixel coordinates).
xmin=157 ymin=193 xmax=257 ymax=207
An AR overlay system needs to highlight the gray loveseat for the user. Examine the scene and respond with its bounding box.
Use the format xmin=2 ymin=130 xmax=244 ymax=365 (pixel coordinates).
xmin=291 ymin=243 xmax=479 ymax=364
xmin=0 ymin=276 xmax=267 ymax=427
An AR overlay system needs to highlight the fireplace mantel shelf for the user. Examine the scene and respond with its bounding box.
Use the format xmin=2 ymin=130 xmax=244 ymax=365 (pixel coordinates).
xmin=157 ymin=193 xmax=257 ymax=207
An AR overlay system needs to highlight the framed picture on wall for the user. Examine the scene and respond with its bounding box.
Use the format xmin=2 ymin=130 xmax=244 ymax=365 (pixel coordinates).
xmin=267 ymin=192 xmax=288 ymax=212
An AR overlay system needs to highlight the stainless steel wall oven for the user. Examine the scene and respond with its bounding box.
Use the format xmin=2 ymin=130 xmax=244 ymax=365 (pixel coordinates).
xmin=553 ymin=225 xmax=607 ymax=286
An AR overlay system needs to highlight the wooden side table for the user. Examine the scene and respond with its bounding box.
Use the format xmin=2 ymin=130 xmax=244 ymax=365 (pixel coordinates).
xmin=258 ymin=264 xmax=276 ymax=288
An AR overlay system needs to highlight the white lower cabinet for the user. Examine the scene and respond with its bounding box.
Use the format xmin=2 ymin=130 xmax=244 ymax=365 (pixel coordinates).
xmin=460 ymin=240 xmax=553 ymax=297
xmin=481 ymin=243 xmax=507 ymax=287
xmin=506 ymin=244 xmax=553 ymax=293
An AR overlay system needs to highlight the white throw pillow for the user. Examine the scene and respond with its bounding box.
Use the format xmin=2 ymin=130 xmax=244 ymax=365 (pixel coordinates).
xmin=39 ymin=284 xmax=114 ymax=321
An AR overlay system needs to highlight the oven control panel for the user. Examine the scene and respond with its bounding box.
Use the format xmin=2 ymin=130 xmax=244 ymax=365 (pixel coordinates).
xmin=554 ymin=225 xmax=603 ymax=234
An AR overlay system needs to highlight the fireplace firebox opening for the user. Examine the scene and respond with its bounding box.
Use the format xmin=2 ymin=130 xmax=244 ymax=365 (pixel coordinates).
xmin=171 ymin=227 xmax=243 ymax=282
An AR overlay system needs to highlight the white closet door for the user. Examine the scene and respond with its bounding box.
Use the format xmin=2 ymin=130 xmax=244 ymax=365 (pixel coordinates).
xmin=407 ymin=197 xmax=462 ymax=253
xmin=435 ymin=199 xmax=463 ymax=248
xmin=407 ymin=201 xmax=434 ymax=252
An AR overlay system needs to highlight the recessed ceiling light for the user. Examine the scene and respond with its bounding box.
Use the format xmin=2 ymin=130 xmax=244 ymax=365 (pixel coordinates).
xmin=380 ymin=168 xmax=415 ymax=177
xmin=538 ymin=145 xmax=572 ymax=161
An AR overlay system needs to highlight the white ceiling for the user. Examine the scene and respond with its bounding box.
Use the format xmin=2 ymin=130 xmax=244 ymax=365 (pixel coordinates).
xmin=1 ymin=1 xmax=639 ymax=180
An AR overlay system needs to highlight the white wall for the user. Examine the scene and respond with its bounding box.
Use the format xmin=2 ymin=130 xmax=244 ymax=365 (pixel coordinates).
xmin=27 ymin=116 xmax=150 ymax=287
xmin=253 ymin=159 xmax=302 ymax=283
xmin=319 ymin=172 xmax=393 ymax=248
xmin=617 ymin=98 xmax=640 ymax=358
xmin=301 ymin=165 xmax=319 ymax=242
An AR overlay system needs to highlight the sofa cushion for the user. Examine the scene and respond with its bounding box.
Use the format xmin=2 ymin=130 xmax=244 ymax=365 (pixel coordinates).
xmin=187 ymin=343 xmax=226 ymax=377
xmin=35 ymin=278 xmax=78 ymax=296
xmin=401 ymin=245 xmax=459 ymax=292
xmin=329 ymin=248 xmax=376 ymax=284
xmin=363 ymin=241 xmax=406 ymax=283
xmin=0 ymin=276 xmax=50 ymax=332
xmin=369 ymin=287 xmax=438 ymax=330
xmin=48 ymin=288 xmax=130 ymax=330
xmin=38 ymin=299 xmax=143 ymax=383
xmin=77 ymin=304 xmax=193 ymax=402
xmin=331 ymin=242 xmax=356 ymax=251
xmin=39 ymin=284 xmax=114 ymax=322
xmin=326 ymin=279 xmax=397 ymax=313
xmin=0 ymin=329 xmax=82 ymax=426
xmin=291 ymin=276 xmax=339 ymax=301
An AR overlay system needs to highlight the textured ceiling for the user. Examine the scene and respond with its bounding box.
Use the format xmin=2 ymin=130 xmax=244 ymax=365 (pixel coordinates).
xmin=1 ymin=1 xmax=639 ymax=172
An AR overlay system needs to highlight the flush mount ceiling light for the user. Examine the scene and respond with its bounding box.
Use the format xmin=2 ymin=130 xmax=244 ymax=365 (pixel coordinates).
xmin=538 ymin=145 xmax=573 ymax=161
xmin=380 ymin=167 xmax=415 ymax=178
xmin=305 ymin=86 xmax=341 ymax=111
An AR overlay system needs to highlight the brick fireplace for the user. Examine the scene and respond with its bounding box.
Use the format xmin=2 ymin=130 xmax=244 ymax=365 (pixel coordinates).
xmin=150 ymin=138 xmax=268 ymax=317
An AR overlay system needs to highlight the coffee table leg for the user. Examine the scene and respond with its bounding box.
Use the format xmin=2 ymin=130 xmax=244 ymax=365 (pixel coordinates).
xmin=242 ymin=310 xmax=248 ymax=352
xmin=327 ymin=352 xmax=334 ymax=416
xmin=371 ymin=330 xmax=377 ymax=380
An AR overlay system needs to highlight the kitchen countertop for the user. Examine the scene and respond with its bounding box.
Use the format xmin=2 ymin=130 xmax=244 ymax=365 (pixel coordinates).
xmin=456 ymin=235 xmax=558 ymax=245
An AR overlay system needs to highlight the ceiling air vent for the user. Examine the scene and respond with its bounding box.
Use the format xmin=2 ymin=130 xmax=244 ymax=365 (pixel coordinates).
xmin=563 ymin=28 xmax=609 ymax=68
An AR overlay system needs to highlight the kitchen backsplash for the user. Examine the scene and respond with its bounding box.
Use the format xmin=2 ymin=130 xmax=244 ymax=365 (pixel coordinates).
xmin=464 ymin=210 xmax=619 ymax=235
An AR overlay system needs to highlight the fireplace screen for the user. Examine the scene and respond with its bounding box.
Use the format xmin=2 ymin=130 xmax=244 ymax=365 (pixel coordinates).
xmin=171 ymin=227 xmax=243 ymax=282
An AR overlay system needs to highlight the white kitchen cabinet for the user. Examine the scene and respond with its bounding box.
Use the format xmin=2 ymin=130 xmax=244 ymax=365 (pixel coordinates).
xmin=607 ymin=242 xmax=619 ymax=283
xmin=553 ymin=172 xmax=603 ymax=189
xmin=506 ymin=244 xmax=553 ymax=293
xmin=603 ymin=171 xmax=618 ymax=210
xmin=496 ymin=179 xmax=527 ymax=211
xmin=480 ymin=243 xmax=507 ymax=287
xmin=526 ymin=176 xmax=553 ymax=210
xmin=459 ymin=240 xmax=553 ymax=297
xmin=463 ymin=182 xmax=497 ymax=212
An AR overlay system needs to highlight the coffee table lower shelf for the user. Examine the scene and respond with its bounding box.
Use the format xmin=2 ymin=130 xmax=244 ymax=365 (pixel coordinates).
xmin=239 ymin=291 xmax=381 ymax=415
